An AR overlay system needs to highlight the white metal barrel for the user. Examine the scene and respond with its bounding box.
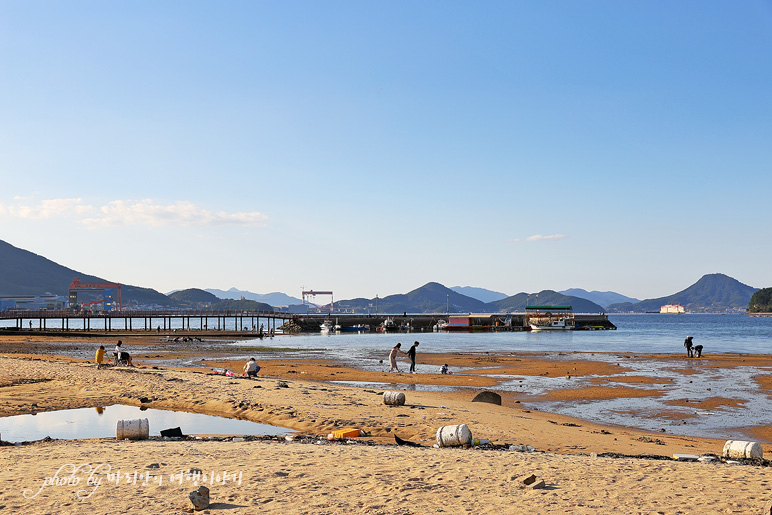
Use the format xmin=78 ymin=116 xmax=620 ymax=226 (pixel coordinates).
xmin=116 ymin=418 xmax=149 ymax=440
xmin=382 ymin=391 xmax=406 ymax=406
xmin=436 ymin=424 xmax=472 ymax=447
xmin=723 ymin=440 xmax=763 ymax=459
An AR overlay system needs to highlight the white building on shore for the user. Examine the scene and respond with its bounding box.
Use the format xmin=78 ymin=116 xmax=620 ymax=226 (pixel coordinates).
xmin=660 ymin=303 xmax=685 ymax=314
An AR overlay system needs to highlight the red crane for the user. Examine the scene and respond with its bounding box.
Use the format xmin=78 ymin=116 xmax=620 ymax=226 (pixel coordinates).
xmin=69 ymin=277 xmax=122 ymax=311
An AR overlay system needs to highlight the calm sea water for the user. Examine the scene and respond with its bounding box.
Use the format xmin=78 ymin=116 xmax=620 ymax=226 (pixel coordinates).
xmin=6 ymin=314 xmax=771 ymax=355
xmin=223 ymin=314 xmax=772 ymax=441
xmin=227 ymin=314 xmax=772 ymax=358
xmin=6 ymin=314 xmax=772 ymax=440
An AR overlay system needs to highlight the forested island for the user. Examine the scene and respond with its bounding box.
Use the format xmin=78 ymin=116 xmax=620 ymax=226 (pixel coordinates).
xmin=749 ymin=288 xmax=772 ymax=313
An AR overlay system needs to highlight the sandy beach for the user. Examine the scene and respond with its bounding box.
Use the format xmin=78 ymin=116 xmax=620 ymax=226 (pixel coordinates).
xmin=2 ymin=335 xmax=772 ymax=514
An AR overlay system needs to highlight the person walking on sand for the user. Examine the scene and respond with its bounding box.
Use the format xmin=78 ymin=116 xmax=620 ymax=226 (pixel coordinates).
xmin=684 ymin=336 xmax=694 ymax=358
xmin=389 ymin=343 xmax=403 ymax=372
xmin=407 ymin=341 xmax=419 ymax=373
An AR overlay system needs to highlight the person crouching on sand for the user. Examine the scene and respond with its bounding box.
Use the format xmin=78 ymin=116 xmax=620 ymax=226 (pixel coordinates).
xmin=115 ymin=340 xmax=133 ymax=366
xmin=243 ymin=357 xmax=261 ymax=378
xmin=389 ymin=343 xmax=403 ymax=372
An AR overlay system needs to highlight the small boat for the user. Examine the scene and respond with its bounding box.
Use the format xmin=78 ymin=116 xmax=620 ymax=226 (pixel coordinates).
xmin=339 ymin=323 xmax=370 ymax=332
xmin=320 ymin=320 xmax=334 ymax=332
xmin=525 ymin=305 xmax=575 ymax=331
xmin=529 ymin=318 xmax=574 ymax=331
xmin=378 ymin=317 xmax=397 ymax=332
xmin=433 ymin=320 xmax=449 ymax=331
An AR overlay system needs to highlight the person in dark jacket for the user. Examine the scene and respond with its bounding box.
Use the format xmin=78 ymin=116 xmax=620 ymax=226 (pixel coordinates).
xmin=684 ymin=336 xmax=694 ymax=358
xmin=407 ymin=341 xmax=419 ymax=373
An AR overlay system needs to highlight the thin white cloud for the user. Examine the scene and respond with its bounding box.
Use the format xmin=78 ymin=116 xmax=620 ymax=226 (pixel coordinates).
xmin=0 ymin=197 xmax=268 ymax=227
xmin=0 ymin=198 xmax=93 ymax=219
xmin=512 ymin=234 xmax=567 ymax=242
xmin=81 ymin=199 xmax=268 ymax=227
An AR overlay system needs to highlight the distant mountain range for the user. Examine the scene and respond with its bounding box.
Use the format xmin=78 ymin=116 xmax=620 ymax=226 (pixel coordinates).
xmin=559 ymin=289 xmax=640 ymax=309
xmin=450 ymin=286 xmax=508 ymax=303
xmin=203 ymin=287 xmax=301 ymax=306
xmin=0 ymin=239 xmax=762 ymax=314
xmin=606 ymin=274 xmax=757 ymax=314
xmin=335 ymin=282 xmax=604 ymax=314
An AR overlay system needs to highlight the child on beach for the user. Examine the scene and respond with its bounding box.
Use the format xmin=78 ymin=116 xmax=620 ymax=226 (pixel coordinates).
xmin=440 ymin=364 xmax=448 ymax=374
xmin=95 ymin=345 xmax=105 ymax=364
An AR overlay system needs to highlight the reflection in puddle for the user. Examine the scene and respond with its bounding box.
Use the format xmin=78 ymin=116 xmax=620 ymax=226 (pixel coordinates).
xmin=0 ymin=404 xmax=294 ymax=442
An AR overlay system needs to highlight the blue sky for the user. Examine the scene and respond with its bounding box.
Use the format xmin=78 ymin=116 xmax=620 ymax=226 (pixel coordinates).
xmin=1 ymin=1 xmax=770 ymax=300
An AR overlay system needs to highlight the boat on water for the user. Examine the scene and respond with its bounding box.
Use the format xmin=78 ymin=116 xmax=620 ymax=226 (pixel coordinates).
xmin=378 ymin=317 xmax=398 ymax=332
xmin=525 ymin=304 xmax=575 ymax=331
xmin=433 ymin=320 xmax=449 ymax=331
xmin=320 ymin=320 xmax=334 ymax=332
xmin=529 ymin=318 xmax=574 ymax=330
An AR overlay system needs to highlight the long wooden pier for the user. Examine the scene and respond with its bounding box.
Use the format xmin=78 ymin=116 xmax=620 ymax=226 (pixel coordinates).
xmin=285 ymin=312 xmax=615 ymax=332
xmin=0 ymin=309 xmax=615 ymax=334
xmin=0 ymin=309 xmax=293 ymax=334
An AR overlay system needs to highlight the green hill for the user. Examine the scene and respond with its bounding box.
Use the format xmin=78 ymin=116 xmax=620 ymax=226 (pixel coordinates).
xmin=337 ymin=282 xmax=488 ymax=314
xmin=335 ymin=283 xmax=604 ymax=314
xmin=749 ymin=288 xmax=772 ymax=313
xmin=0 ymin=239 xmax=173 ymax=307
xmin=607 ymin=273 xmax=758 ymax=313
xmin=168 ymin=288 xmax=220 ymax=305
xmin=487 ymin=290 xmax=604 ymax=313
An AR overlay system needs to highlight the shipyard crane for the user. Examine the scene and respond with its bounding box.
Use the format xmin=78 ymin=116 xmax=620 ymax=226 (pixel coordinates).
xmin=301 ymin=289 xmax=334 ymax=312
xmin=69 ymin=277 xmax=122 ymax=311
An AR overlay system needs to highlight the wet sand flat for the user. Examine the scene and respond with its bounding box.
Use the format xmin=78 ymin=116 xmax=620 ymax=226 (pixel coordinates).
xmin=3 ymin=338 xmax=772 ymax=513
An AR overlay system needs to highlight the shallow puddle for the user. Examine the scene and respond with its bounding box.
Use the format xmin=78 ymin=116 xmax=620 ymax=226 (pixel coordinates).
xmin=0 ymin=404 xmax=294 ymax=443
xmin=521 ymin=355 xmax=772 ymax=441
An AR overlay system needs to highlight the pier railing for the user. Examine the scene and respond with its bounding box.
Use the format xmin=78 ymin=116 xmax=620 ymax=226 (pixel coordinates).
xmin=0 ymin=308 xmax=292 ymax=320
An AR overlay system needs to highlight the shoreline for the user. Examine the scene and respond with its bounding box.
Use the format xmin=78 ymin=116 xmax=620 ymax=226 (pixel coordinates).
xmin=3 ymin=343 xmax=772 ymax=451
xmin=4 ymin=332 xmax=772 ymax=443
xmin=3 ymin=339 xmax=772 ymax=513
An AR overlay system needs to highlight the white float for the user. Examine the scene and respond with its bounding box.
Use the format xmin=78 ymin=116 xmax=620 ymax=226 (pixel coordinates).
xmin=436 ymin=424 xmax=472 ymax=447
xmin=116 ymin=418 xmax=149 ymax=440
xmin=723 ymin=440 xmax=763 ymax=459
xmin=382 ymin=391 xmax=406 ymax=406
